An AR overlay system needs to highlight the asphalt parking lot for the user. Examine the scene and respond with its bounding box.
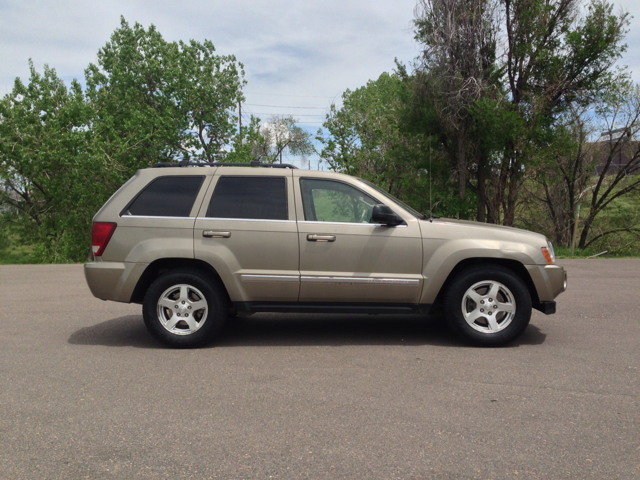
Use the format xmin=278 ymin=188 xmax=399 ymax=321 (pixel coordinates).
xmin=0 ymin=260 xmax=638 ymax=479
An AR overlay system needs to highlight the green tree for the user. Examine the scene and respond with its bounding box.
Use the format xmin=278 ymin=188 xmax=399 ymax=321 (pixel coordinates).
xmin=411 ymin=0 xmax=629 ymax=225
xmin=0 ymin=19 xmax=247 ymax=262
xmin=0 ymin=63 xmax=100 ymax=261
xmin=85 ymin=17 xmax=245 ymax=173
xmin=319 ymin=71 xmax=473 ymax=217
xmin=254 ymin=115 xmax=315 ymax=164
xmin=413 ymin=0 xmax=500 ymax=209
xmin=319 ymin=73 xmax=427 ymax=199
xmin=576 ymin=85 xmax=640 ymax=249
xmin=495 ymin=0 xmax=629 ymax=226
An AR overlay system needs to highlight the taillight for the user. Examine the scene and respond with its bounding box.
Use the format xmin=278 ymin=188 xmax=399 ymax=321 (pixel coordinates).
xmin=92 ymin=222 xmax=117 ymax=256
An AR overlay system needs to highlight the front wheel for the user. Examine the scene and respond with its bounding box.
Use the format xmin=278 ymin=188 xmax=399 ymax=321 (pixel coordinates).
xmin=444 ymin=265 xmax=532 ymax=347
xmin=143 ymin=270 xmax=227 ymax=348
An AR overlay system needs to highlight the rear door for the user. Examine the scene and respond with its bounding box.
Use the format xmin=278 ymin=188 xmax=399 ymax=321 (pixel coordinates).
xmin=194 ymin=168 xmax=299 ymax=304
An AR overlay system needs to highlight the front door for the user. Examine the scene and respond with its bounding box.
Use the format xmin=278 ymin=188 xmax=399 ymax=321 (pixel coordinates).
xmin=294 ymin=176 xmax=423 ymax=304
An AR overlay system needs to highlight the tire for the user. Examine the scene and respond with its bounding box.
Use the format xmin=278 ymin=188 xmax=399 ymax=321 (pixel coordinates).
xmin=142 ymin=269 xmax=228 ymax=348
xmin=444 ymin=265 xmax=532 ymax=347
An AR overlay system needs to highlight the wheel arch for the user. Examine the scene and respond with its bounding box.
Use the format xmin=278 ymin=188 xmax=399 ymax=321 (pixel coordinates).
xmin=431 ymin=258 xmax=540 ymax=311
xmin=130 ymin=258 xmax=230 ymax=304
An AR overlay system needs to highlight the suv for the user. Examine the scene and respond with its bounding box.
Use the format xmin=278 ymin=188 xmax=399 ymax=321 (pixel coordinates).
xmin=85 ymin=161 xmax=566 ymax=348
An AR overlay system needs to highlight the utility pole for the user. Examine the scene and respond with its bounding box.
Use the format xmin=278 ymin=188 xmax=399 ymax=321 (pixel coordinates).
xmin=570 ymin=204 xmax=580 ymax=256
xmin=238 ymin=101 xmax=242 ymax=134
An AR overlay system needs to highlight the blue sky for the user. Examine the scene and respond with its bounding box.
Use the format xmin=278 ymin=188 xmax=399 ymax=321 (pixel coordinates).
xmin=0 ymin=1 xmax=419 ymax=119
xmin=1 ymin=0 xmax=639 ymax=166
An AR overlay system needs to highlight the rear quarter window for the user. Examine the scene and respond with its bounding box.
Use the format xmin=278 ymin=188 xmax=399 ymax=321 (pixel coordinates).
xmin=121 ymin=176 xmax=205 ymax=217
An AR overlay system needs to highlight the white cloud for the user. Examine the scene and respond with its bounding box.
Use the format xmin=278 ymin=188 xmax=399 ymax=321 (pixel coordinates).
xmin=1 ymin=0 xmax=638 ymax=134
xmin=0 ymin=0 xmax=418 ymax=126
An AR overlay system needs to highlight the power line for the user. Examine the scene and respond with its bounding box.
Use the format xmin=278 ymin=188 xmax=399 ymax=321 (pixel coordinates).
xmin=244 ymin=91 xmax=335 ymax=99
xmin=251 ymin=112 xmax=326 ymax=117
xmin=244 ymin=103 xmax=329 ymax=110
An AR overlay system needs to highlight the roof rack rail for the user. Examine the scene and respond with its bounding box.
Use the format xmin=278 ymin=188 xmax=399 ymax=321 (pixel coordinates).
xmin=151 ymin=160 xmax=298 ymax=169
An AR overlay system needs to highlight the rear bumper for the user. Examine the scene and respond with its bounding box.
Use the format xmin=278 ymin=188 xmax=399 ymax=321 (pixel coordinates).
xmin=84 ymin=261 xmax=145 ymax=303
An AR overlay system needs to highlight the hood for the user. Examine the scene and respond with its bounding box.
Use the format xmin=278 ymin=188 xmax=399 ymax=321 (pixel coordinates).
xmin=430 ymin=217 xmax=532 ymax=233
xmin=420 ymin=217 xmax=548 ymax=244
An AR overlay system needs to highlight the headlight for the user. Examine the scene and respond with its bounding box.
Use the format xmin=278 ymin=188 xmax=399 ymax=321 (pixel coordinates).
xmin=541 ymin=239 xmax=555 ymax=265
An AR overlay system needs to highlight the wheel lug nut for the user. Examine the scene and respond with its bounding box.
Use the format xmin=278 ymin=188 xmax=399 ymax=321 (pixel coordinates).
xmin=480 ymin=309 xmax=484 ymax=312
xmin=175 ymin=305 xmax=178 ymax=309
xmin=494 ymin=305 xmax=497 ymax=309
xmin=182 ymin=301 xmax=186 ymax=304
xmin=489 ymin=298 xmax=492 ymax=302
xmin=185 ymin=313 xmax=189 ymax=317
xmin=188 ymin=306 xmax=192 ymax=309
xmin=177 ymin=313 xmax=181 ymax=317
xmin=488 ymin=311 xmax=492 ymax=315
xmin=480 ymin=300 xmax=484 ymax=304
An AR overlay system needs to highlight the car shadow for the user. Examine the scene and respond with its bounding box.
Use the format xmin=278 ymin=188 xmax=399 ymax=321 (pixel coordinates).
xmin=68 ymin=315 xmax=164 ymax=349
xmin=68 ymin=313 xmax=546 ymax=349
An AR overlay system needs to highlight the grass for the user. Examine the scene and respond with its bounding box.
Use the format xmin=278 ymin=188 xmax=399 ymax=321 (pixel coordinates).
xmin=555 ymin=246 xmax=640 ymax=259
xmin=0 ymin=242 xmax=35 ymax=264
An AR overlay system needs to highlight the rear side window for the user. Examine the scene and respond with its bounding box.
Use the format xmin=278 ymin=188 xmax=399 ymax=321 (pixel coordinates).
xmin=207 ymin=176 xmax=287 ymax=220
xmin=122 ymin=176 xmax=205 ymax=217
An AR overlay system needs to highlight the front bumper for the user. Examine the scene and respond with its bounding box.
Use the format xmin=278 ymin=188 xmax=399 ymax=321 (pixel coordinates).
xmin=533 ymin=300 xmax=556 ymax=315
xmin=525 ymin=264 xmax=567 ymax=307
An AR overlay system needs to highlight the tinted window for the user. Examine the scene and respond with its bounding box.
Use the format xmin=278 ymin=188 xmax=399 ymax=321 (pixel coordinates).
xmin=123 ymin=176 xmax=205 ymax=217
xmin=207 ymin=176 xmax=288 ymax=220
xmin=300 ymin=178 xmax=378 ymax=223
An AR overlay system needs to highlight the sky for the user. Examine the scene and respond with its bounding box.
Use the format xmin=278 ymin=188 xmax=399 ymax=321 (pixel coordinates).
xmin=1 ymin=0 xmax=640 ymax=165
xmin=0 ymin=1 xmax=419 ymax=131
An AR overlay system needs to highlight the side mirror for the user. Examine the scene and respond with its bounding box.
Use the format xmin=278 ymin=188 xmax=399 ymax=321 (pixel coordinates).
xmin=371 ymin=204 xmax=405 ymax=226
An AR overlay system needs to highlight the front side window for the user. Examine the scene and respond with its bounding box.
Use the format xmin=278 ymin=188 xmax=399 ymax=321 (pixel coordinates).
xmin=300 ymin=178 xmax=378 ymax=223
xmin=122 ymin=176 xmax=205 ymax=217
xmin=207 ymin=176 xmax=288 ymax=220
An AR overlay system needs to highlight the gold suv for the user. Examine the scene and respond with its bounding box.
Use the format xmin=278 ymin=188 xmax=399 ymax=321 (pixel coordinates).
xmin=85 ymin=161 xmax=566 ymax=348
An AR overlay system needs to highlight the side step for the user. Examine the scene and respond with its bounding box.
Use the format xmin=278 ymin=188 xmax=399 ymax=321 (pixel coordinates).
xmin=232 ymin=302 xmax=432 ymax=315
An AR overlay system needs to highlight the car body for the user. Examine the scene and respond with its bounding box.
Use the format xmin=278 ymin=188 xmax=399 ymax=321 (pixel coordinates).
xmin=85 ymin=162 xmax=566 ymax=347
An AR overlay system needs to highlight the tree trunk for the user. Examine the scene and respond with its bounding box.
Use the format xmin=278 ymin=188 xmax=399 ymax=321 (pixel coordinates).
xmin=502 ymin=145 xmax=521 ymax=227
xmin=457 ymin=131 xmax=466 ymax=201
xmin=476 ymin=154 xmax=486 ymax=222
xmin=578 ymin=212 xmax=596 ymax=249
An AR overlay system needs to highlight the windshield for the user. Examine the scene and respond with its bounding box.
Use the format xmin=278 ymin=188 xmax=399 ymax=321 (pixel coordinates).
xmin=358 ymin=179 xmax=424 ymax=219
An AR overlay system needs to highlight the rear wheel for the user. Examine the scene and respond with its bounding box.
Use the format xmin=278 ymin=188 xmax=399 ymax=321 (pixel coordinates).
xmin=143 ymin=270 xmax=227 ymax=348
xmin=444 ymin=265 xmax=532 ymax=347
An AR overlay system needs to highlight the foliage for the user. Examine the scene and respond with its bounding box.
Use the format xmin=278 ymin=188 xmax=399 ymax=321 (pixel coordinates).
xmin=522 ymin=84 xmax=640 ymax=250
xmin=576 ymin=85 xmax=640 ymax=248
xmin=408 ymin=0 xmax=630 ymax=226
xmin=0 ymin=64 xmax=100 ymax=262
xmin=318 ymin=72 xmax=441 ymax=215
xmin=255 ymin=115 xmax=315 ymax=164
xmin=85 ymin=17 xmax=245 ymax=170
xmin=413 ymin=0 xmax=500 ymax=205
xmin=315 ymin=0 xmax=637 ymax=254
xmin=0 ymin=220 xmax=35 ymax=264
xmin=0 ymin=19 xmax=247 ymax=263
xmin=2 ymin=5 xmax=639 ymax=262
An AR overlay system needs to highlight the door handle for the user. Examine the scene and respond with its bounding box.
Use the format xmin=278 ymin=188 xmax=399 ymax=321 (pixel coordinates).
xmin=203 ymin=231 xmax=231 ymax=238
xmin=307 ymin=234 xmax=336 ymax=242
